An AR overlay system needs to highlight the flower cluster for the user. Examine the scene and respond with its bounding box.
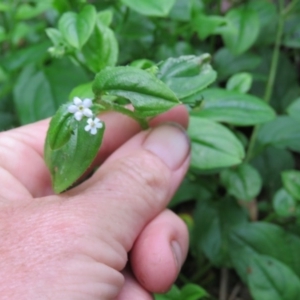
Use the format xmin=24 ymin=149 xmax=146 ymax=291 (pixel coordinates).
xmin=68 ymin=97 xmax=103 ymax=135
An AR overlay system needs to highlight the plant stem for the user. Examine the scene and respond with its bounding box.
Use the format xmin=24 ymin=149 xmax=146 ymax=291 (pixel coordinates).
xmin=263 ymin=0 xmax=285 ymax=104
xmin=245 ymin=0 xmax=285 ymax=162
xmin=283 ymin=0 xmax=299 ymax=17
xmin=219 ymin=268 xmax=229 ymax=300
xmin=97 ymin=98 xmax=149 ymax=130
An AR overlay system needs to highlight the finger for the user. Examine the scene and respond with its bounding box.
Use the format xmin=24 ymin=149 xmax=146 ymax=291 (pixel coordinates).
xmin=116 ymin=269 xmax=153 ymax=300
xmin=67 ymin=124 xmax=190 ymax=258
xmin=0 ymin=106 xmax=188 ymax=199
xmin=130 ymin=209 xmax=189 ymax=293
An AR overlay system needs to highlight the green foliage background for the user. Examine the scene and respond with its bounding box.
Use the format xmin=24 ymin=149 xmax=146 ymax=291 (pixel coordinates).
xmin=1 ymin=0 xmax=300 ymax=299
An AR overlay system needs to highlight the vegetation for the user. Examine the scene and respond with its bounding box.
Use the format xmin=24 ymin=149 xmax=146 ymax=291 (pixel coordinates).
xmin=1 ymin=0 xmax=300 ymax=299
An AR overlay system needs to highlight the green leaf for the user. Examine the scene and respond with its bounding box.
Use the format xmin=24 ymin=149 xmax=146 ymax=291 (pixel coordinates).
xmin=281 ymin=170 xmax=300 ymax=201
xmin=15 ymin=2 xmax=52 ymax=20
xmin=169 ymin=0 xmax=192 ymax=21
xmin=92 ymin=66 xmax=179 ymax=117
xmin=2 ymin=42 xmax=50 ymax=71
xmin=221 ymin=5 xmax=260 ymax=55
xmin=193 ymin=198 xmax=248 ymax=266
xmin=229 ymin=222 xmax=300 ymax=280
xmin=192 ymin=89 xmax=275 ymax=126
xmin=82 ymin=21 xmax=118 ymax=73
xmin=273 ymin=188 xmax=296 ymax=217
xmin=157 ymin=55 xmax=217 ymax=106
xmin=170 ymin=177 xmax=213 ymax=207
xmin=180 ymin=284 xmax=208 ymax=299
xmin=248 ymin=255 xmax=300 ymax=300
xmin=221 ymin=164 xmax=262 ymax=201
xmin=69 ymin=82 xmax=94 ymax=100
xmin=58 ymin=5 xmax=97 ymax=49
xmin=154 ymin=285 xmax=180 ymax=300
xmin=283 ymin=13 xmax=300 ymax=48
xmin=98 ymin=10 xmax=113 ymax=27
xmin=13 ymin=59 xmax=89 ymax=124
xmin=192 ymin=14 xmax=226 ymax=40
xmin=45 ymin=116 xmax=105 ymax=193
xmin=286 ymin=97 xmax=300 ymax=119
xmin=188 ymin=116 xmax=245 ymax=170
xmin=251 ymin=147 xmax=295 ymax=196
xmin=46 ymin=28 xmax=64 ymax=46
xmin=47 ymin=104 xmax=74 ymax=150
xmin=257 ymin=116 xmax=300 ymax=153
xmin=226 ymin=72 xmax=253 ymax=93
xmin=121 ymin=0 xmax=176 ymax=17
xmin=248 ymin=0 xmax=277 ymax=46
xmin=214 ymin=47 xmax=261 ymax=80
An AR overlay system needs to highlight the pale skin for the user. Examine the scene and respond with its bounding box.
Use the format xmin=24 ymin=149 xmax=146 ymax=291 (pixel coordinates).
xmin=0 ymin=106 xmax=190 ymax=299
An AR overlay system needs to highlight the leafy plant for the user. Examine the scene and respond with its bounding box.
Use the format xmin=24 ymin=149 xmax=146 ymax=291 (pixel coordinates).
xmin=1 ymin=0 xmax=300 ymax=299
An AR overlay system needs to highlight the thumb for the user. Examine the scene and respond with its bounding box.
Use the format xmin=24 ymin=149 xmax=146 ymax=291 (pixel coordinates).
xmin=67 ymin=123 xmax=190 ymax=253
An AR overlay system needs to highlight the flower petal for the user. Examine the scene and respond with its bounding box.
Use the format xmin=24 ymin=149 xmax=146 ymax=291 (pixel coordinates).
xmin=91 ymin=128 xmax=97 ymax=135
xmin=83 ymin=108 xmax=93 ymax=118
xmin=96 ymin=122 xmax=103 ymax=129
xmin=68 ymin=105 xmax=78 ymax=113
xmin=85 ymin=125 xmax=91 ymax=132
xmin=87 ymin=118 xmax=93 ymax=125
xmin=73 ymin=97 xmax=82 ymax=105
xmin=83 ymin=98 xmax=92 ymax=108
xmin=74 ymin=111 xmax=83 ymax=121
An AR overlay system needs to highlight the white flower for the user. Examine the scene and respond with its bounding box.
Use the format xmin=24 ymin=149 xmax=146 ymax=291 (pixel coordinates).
xmin=85 ymin=117 xmax=103 ymax=135
xmin=68 ymin=97 xmax=93 ymax=121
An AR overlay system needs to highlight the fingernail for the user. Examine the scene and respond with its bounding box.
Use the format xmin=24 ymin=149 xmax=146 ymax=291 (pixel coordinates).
xmin=143 ymin=123 xmax=190 ymax=170
xmin=171 ymin=240 xmax=183 ymax=271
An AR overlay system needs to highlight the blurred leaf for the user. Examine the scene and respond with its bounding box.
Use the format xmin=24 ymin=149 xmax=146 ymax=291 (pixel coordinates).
xmin=15 ymin=2 xmax=52 ymax=20
xmin=226 ymin=72 xmax=252 ymax=93
xmin=155 ymin=285 xmax=180 ymax=300
xmin=221 ymin=5 xmax=260 ymax=55
xmin=188 ymin=116 xmax=245 ymax=170
xmin=13 ymin=59 xmax=88 ymax=124
xmin=286 ymin=97 xmax=300 ymax=119
xmin=121 ymin=0 xmax=176 ymax=17
xmin=93 ymin=66 xmax=179 ymax=117
xmin=82 ymin=21 xmax=118 ymax=73
xmin=248 ymin=0 xmax=277 ymax=46
xmin=69 ymin=82 xmax=93 ymax=100
xmin=221 ymin=164 xmax=262 ymax=202
xmin=282 ymin=170 xmax=300 ymax=201
xmin=169 ymin=0 xmax=192 ymax=21
xmin=0 ymin=3 xmax=10 ymax=11
xmin=192 ymin=14 xmax=226 ymax=40
xmin=248 ymin=256 xmax=300 ymax=300
xmin=214 ymin=48 xmax=261 ymax=80
xmin=58 ymin=5 xmax=97 ymax=49
xmin=229 ymin=222 xmax=300 ymax=280
xmin=157 ymin=55 xmax=217 ymax=106
xmin=256 ymin=116 xmax=300 ymax=153
xmin=273 ymin=188 xmax=296 ymax=217
xmin=0 ymin=112 xmax=15 ymax=131
xmin=170 ymin=177 xmax=212 ymax=207
xmin=194 ymin=198 xmax=248 ymax=266
xmin=193 ymin=88 xmax=275 ymax=126
xmin=283 ymin=13 xmax=300 ymax=48
xmin=2 ymin=42 xmax=50 ymax=71
xmin=181 ymin=284 xmax=208 ymax=299
xmin=98 ymin=10 xmax=113 ymax=26
xmin=251 ymin=147 xmax=295 ymax=197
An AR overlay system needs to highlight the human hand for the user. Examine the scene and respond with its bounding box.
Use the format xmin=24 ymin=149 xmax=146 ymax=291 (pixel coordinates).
xmin=0 ymin=106 xmax=190 ymax=299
